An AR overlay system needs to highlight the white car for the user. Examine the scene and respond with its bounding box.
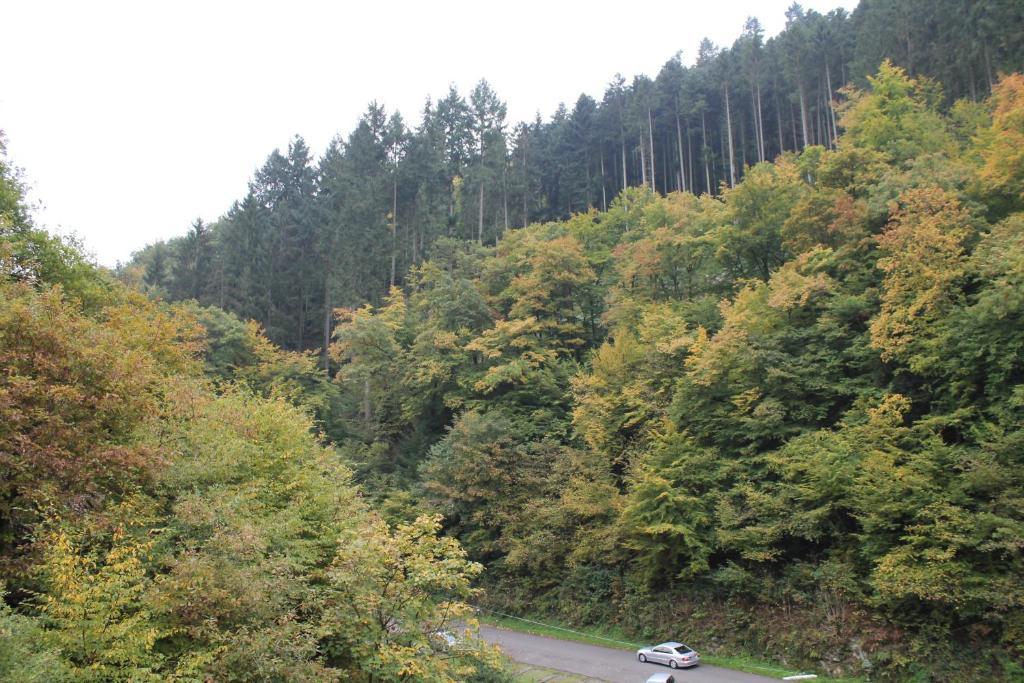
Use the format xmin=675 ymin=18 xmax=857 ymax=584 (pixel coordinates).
xmin=645 ymin=673 xmax=677 ymax=683
xmin=637 ymin=641 xmax=700 ymax=669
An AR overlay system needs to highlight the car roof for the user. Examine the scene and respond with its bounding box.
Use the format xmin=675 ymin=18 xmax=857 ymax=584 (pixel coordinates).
xmin=657 ymin=641 xmax=685 ymax=648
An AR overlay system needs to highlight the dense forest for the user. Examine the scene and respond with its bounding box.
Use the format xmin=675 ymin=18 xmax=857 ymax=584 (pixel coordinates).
xmin=0 ymin=145 xmax=510 ymax=679
xmin=3 ymin=0 xmax=1024 ymax=681
xmin=121 ymin=0 xmax=1024 ymax=355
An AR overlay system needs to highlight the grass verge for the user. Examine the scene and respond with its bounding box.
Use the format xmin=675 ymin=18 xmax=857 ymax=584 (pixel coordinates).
xmin=479 ymin=612 xmax=864 ymax=682
xmin=509 ymin=662 xmax=592 ymax=682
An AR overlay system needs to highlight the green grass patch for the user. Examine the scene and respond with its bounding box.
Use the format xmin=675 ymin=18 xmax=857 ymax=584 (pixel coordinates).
xmin=509 ymin=662 xmax=591 ymax=682
xmin=479 ymin=612 xmax=865 ymax=682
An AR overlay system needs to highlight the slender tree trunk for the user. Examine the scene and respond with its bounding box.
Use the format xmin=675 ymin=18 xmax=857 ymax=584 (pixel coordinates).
xmin=740 ymin=115 xmax=748 ymax=171
xmin=751 ymin=84 xmax=762 ymax=163
xmin=790 ymin=101 xmax=799 ymax=151
xmin=819 ymin=81 xmax=827 ymax=146
xmin=648 ymin=107 xmax=656 ymax=194
xmin=756 ymin=82 xmax=765 ymax=161
xmin=662 ymin=137 xmax=669 ymax=192
xmin=724 ymin=85 xmax=736 ymax=188
xmin=826 ymin=92 xmax=832 ymax=146
xmin=815 ymin=87 xmax=823 ymax=146
xmin=825 ymin=62 xmax=838 ymax=148
xmin=701 ymin=110 xmax=711 ymax=195
xmin=389 ymin=176 xmax=397 ymax=288
xmin=600 ymin=152 xmax=608 ymax=211
xmin=621 ymin=137 xmax=628 ymax=191
xmin=719 ymin=119 xmax=727 ymax=189
xmin=675 ymin=105 xmax=687 ymax=193
xmin=687 ymin=125 xmax=694 ymax=195
xmin=775 ymin=89 xmax=785 ymax=155
xmin=798 ymin=81 xmax=810 ymax=149
xmin=522 ymin=138 xmax=529 ymax=228
xmin=639 ymin=135 xmax=647 ymax=187
xmin=585 ymin=149 xmax=593 ymax=209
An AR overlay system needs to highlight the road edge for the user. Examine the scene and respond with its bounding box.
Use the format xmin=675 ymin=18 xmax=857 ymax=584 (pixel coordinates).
xmin=477 ymin=614 xmax=853 ymax=682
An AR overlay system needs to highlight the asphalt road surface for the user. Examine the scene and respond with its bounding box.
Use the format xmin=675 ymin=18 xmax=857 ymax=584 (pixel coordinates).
xmin=479 ymin=625 xmax=781 ymax=683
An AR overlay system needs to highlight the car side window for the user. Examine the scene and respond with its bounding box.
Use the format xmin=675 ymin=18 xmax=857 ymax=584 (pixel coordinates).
xmin=654 ymin=646 xmax=669 ymax=653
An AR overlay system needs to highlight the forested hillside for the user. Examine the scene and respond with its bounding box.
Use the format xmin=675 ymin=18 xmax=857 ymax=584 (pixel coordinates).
xmin=306 ymin=63 xmax=1024 ymax=680
xmin=5 ymin=1 xmax=1024 ymax=681
xmin=0 ymin=138 xmax=507 ymax=680
xmin=121 ymin=0 xmax=1023 ymax=355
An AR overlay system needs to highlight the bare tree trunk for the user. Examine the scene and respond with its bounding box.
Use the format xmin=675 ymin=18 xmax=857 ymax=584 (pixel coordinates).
xmin=521 ymin=134 xmax=529 ymax=227
xmin=621 ymin=138 xmax=628 ymax=191
xmin=775 ymin=89 xmax=785 ymax=155
xmin=701 ymin=110 xmax=711 ymax=195
xmin=815 ymin=92 xmax=822 ymax=146
xmin=812 ymin=88 xmax=820 ymax=146
xmin=798 ymin=81 xmax=810 ymax=149
xmin=819 ymin=81 xmax=827 ymax=146
xmin=687 ymin=125 xmax=694 ymax=195
xmin=724 ymin=85 xmax=736 ymax=188
xmin=825 ymin=62 xmax=838 ymax=148
xmin=740 ymin=113 xmax=748 ymax=170
xmin=389 ymin=176 xmax=397 ymax=288
xmin=751 ymin=84 xmax=762 ymax=163
xmin=600 ymin=152 xmax=607 ymax=210
xmin=639 ymin=135 xmax=647 ymax=187
xmin=756 ymin=82 xmax=766 ymax=161
xmin=675 ymin=105 xmax=687 ymax=193
xmin=790 ymin=101 xmax=799 ymax=151
xmin=648 ymin=107 xmax=656 ymax=194
xmin=662 ymin=137 xmax=669 ymax=192
xmin=719 ymin=119 xmax=727 ymax=188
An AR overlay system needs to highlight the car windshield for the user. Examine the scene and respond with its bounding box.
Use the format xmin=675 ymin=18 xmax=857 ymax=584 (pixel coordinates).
xmin=673 ymin=645 xmax=693 ymax=654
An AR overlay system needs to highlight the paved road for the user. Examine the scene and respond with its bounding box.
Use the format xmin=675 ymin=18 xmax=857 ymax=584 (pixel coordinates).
xmin=479 ymin=625 xmax=781 ymax=683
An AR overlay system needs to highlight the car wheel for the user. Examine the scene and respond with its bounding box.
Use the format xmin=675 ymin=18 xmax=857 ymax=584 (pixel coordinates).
xmin=638 ymin=654 xmax=647 ymax=663
xmin=670 ymin=660 xmax=679 ymax=669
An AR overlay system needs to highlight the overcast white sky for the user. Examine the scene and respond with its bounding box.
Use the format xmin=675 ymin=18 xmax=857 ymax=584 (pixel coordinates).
xmin=2 ymin=0 xmax=857 ymax=266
